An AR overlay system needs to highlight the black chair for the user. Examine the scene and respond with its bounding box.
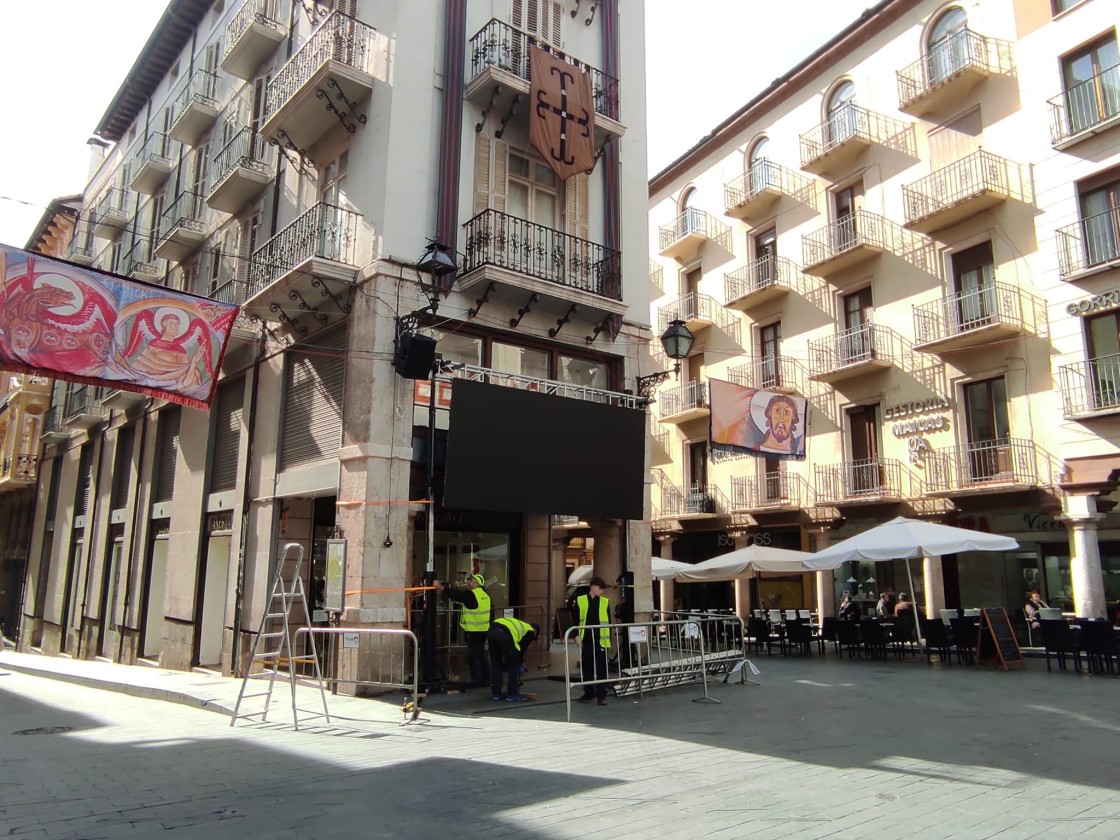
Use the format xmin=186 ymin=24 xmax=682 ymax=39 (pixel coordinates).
xmin=889 ymin=614 xmax=918 ymax=659
xmin=1039 ymin=619 xmax=1082 ymax=673
xmin=859 ymin=619 xmax=888 ymax=660
xmin=785 ymin=619 xmax=813 ymax=656
xmin=918 ymin=616 xmax=953 ymax=665
xmin=1078 ymin=620 xmax=1117 ymax=674
xmin=834 ymin=619 xmax=862 ymax=660
xmin=949 ymin=617 xmax=978 ymax=665
xmin=747 ymin=617 xmax=782 ymax=656
xmin=818 ymin=616 xmax=840 ymax=656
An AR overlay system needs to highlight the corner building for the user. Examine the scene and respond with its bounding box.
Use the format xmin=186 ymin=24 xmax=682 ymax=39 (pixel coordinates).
xmin=19 ymin=0 xmax=652 ymax=680
xmin=648 ymin=0 xmax=1120 ymax=628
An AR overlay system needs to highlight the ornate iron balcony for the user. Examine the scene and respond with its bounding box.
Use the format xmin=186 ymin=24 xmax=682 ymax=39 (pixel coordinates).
xmin=815 ymin=458 xmax=903 ymax=504
xmin=924 ymin=438 xmax=1049 ymax=492
xmin=658 ymin=208 xmax=733 ymax=257
xmin=130 ymin=132 xmax=178 ymax=193
xmin=249 ymin=202 xmax=362 ymax=297
xmin=1 ymin=454 xmax=39 ymax=482
xmin=223 ymin=0 xmax=287 ymax=79
xmin=912 ymin=281 xmax=1038 ymax=347
xmin=1048 ymin=61 xmax=1120 ymax=147
xmin=211 ymin=279 xmax=249 ymax=306
xmin=1056 ymin=207 xmax=1120 ymax=278
xmin=896 ymin=29 xmax=1011 ymax=112
xmin=799 ymin=103 xmax=912 ymax=172
xmin=731 ymin=472 xmax=807 ymax=510
xmin=169 ymin=70 xmax=220 ymax=145
xmin=728 ymin=355 xmax=804 ymax=394
xmin=212 ymin=127 xmax=275 ymax=189
xmin=67 ymin=224 xmax=97 ymax=264
xmin=808 ymin=323 xmax=896 ymax=380
xmin=65 ymin=386 xmax=108 ymax=423
xmin=123 ymin=235 xmax=165 ymax=281
xmin=724 ymin=255 xmax=800 ymax=305
xmin=723 ymin=159 xmax=815 ymax=217
xmin=659 ymin=380 xmax=707 ymax=420
xmin=442 ymin=363 xmax=641 ymax=410
xmin=802 ymin=210 xmax=888 ymax=273
xmin=902 ymin=150 xmax=1029 ymax=232
xmin=92 ymin=188 xmax=130 ymax=239
xmin=467 ymin=18 xmax=620 ymax=121
xmin=157 ymin=192 xmax=208 ymax=252
xmin=657 ymin=291 xmax=736 ymax=334
xmin=461 ymin=208 xmax=621 ymax=301
xmin=1059 ymin=354 xmax=1120 ymax=418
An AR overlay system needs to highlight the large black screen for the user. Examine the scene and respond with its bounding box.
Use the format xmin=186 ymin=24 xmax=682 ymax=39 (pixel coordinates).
xmin=444 ymin=379 xmax=645 ymax=520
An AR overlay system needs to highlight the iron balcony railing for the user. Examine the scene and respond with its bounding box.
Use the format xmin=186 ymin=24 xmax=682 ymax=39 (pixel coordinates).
xmin=225 ymin=0 xmax=285 ymax=60
xmin=249 ymin=202 xmax=362 ymax=296
xmin=41 ymin=406 xmax=64 ymax=438
xmin=799 ymin=103 xmax=910 ymax=167
xmin=896 ymin=29 xmax=1003 ymax=109
xmin=724 ymin=255 xmax=798 ymax=302
xmin=723 ymin=159 xmax=812 ymax=211
xmin=131 ymin=132 xmax=177 ymax=172
xmin=683 ymin=483 xmax=727 ymax=516
xmin=808 ymin=323 xmax=892 ymax=377
xmin=728 ymin=355 xmax=802 ymax=393
xmin=902 ymin=151 xmax=1025 ymax=224
xmin=67 ymin=224 xmax=97 ymax=262
xmin=815 ymin=458 xmax=903 ymax=503
xmin=924 ymin=438 xmax=1042 ymax=492
xmin=93 ymin=188 xmax=129 ymax=224
xmin=658 ymin=208 xmax=733 ymax=254
xmin=65 ymin=386 xmax=107 ymax=421
xmin=265 ymin=12 xmax=377 ymax=125
xmin=912 ymin=281 xmax=1025 ymax=344
xmin=1059 ymin=354 xmax=1120 ymax=417
xmin=441 ymin=364 xmax=642 ymax=410
xmin=658 ymin=291 xmax=720 ymax=331
xmin=461 ymin=208 xmax=621 ymax=301
xmin=123 ymin=235 xmax=163 ymax=278
xmin=731 ymin=472 xmax=806 ymax=510
xmin=660 ymin=380 xmax=707 ymax=418
xmin=467 ymin=18 xmax=620 ymax=121
xmin=802 ymin=210 xmax=887 ymax=268
xmin=1056 ymin=206 xmax=1120 ymax=277
xmin=652 ymin=426 xmax=670 ymax=453
xmin=157 ymin=191 xmax=208 ymax=246
xmin=211 ymin=126 xmax=276 ymax=190
xmin=649 ymin=259 xmax=664 ymax=294
xmin=171 ymin=70 xmax=220 ymax=124
xmin=1047 ymin=62 xmax=1120 ymax=146
xmin=1 ymin=454 xmax=38 ymax=482
xmin=210 ymin=278 xmax=249 ymax=306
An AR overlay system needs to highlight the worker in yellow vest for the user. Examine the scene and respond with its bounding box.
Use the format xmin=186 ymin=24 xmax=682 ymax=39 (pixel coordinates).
xmin=487 ymin=616 xmax=540 ymax=701
xmin=434 ymin=572 xmax=491 ymax=688
xmin=575 ymin=576 xmax=612 ymax=706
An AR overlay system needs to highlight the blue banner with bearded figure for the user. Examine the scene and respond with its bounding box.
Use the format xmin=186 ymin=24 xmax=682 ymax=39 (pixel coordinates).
xmin=709 ymin=378 xmax=807 ymax=460
xmin=0 ymin=246 xmax=237 ymax=410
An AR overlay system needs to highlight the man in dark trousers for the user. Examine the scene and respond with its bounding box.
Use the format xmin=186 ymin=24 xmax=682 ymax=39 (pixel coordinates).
xmin=433 ymin=572 xmax=491 ymax=688
xmin=487 ymin=617 xmax=540 ymax=701
xmin=575 ymin=576 xmax=612 ymax=706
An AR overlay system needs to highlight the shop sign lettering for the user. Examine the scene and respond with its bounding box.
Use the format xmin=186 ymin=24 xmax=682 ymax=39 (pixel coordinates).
xmin=1067 ymin=290 xmax=1120 ymax=317
xmin=883 ymin=397 xmax=950 ymax=419
xmin=907 ymin=435 xmax=933 ymax=466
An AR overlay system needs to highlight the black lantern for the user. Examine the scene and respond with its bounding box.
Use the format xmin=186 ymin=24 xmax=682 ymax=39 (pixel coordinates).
xmin=416 ymin=239 xmax=458 ymax=300
xmin=636 ymin=318 xmax=696 ymax=400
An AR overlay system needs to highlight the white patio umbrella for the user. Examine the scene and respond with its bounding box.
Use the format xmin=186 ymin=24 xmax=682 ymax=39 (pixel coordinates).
xmin=672 ymin=544 xmax=836 ymax=583
xmin=566 ymin=556 xmax=691 ymax=586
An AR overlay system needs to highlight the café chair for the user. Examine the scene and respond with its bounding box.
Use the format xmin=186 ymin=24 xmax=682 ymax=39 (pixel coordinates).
xmin=1078 ymin=619 xmax=1117 ymax=675
xmin=785 ymin=619 xmax=814 ymax=657
xmin=859 ymin=618 xmax=888 ymax=660
xmin=939 ymin=608 xmax=957 ymax=625
xmin=1039 ymin=618 xmax=1082 ymax=673
xmin=818 ymin=616 xmax=840 ymax=655
xmin=918 ymin=616 xmax=953 ymax=665
xmin=747 ymin=616 xmax=782 ymax=656
xmin=834 ymin=619 xmax=862 ymax=660
xmin=949 ymin=617 xmax=978 ymax=665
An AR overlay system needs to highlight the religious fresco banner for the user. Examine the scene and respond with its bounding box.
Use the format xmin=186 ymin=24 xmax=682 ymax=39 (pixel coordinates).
xmin=0 ymin=246 xmax=238 ymax=409
xmin=528 ymin=44 xmax=597 ymax=180
xmin=709 ymin=378 xmax=808 ymax=460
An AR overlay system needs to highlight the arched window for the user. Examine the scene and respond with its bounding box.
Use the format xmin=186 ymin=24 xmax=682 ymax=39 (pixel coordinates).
xmin=748 ymin=138 xmax=775 ymax=194
xmin=678 ymin=187 xmax=699 ymax=236
xmin=926 ymin=7 xmax=968 ymax=83
xmin=825 ymin=81 xmax=857 ymax=146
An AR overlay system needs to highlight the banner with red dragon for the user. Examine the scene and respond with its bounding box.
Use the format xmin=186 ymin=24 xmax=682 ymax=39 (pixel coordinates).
xmin=0 ymin=245 xmax=237 ymax=410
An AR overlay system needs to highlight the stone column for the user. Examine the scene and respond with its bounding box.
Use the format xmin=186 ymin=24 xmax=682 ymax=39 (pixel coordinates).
xmin=656 ymin=534 xmax=677 ymax=615
xmin=810 ymin=527 xmax=834 ymax=619
xmin=922 ymin=555 xmax=945 ymax=621
xmin=732 ymin=534 xmax=753 ymax=620
xmin=590 ymin=518 xmax=624 ymax=595
xmin=1062 ymin=494 xmax=1107 ymax=618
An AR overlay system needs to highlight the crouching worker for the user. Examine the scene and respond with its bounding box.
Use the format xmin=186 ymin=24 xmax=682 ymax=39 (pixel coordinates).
xmin=488 ymin=617 xmax=540 ymax=702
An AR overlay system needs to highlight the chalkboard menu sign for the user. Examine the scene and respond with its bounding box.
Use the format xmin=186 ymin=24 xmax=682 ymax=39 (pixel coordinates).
xmin=976 ymin=607 xmax=1025 ymax=671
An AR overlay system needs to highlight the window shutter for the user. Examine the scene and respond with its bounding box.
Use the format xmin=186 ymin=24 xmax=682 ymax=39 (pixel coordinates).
xmin=154 ymin=408 xmax=181 ymax=503
xmin=280 ymin=329 xmax=347 ymax=470
xmin=492 ymin=140 xmax=509 ymax=213
xmin=551 ymin=1 xmax=562 ymax=45
xmin=191 ymin=143 xmax=210 ymax=195
xmin=238 ymin=213 xmax=260 ymax=284
xmin=473 ymin=136 xmax=492 ymax=216
xmin=210 ymin=381 xmax=243 ymax=492
xmin=512 ymin=0 xmax=524 ymax=30
xmin=565 ymin=172 xmax=590 ymax=240
xmin=75 ymin=444 xmax=94 ymax=518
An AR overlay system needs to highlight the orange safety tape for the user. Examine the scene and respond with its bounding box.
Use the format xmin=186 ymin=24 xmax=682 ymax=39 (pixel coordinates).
xmin=336 ymin=499 xmax=432 ymax=506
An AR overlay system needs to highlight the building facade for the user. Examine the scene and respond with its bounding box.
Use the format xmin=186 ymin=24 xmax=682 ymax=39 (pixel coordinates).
xmin=18 ymin=0 xmax=652 ymax=678
xmin=648 ymin=0 xmax=1120 ymax=629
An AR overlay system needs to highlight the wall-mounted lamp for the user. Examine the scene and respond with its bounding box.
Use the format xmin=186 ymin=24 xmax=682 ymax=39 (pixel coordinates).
xmin=416 ymin=239 xmax=458 ymax=306
xmin=636 ymin=319 xmax=695 ymax=400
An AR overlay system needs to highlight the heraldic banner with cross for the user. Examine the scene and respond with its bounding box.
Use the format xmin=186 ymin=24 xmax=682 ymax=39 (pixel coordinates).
xmin=529 ymin=44 xmax=597 ymax=181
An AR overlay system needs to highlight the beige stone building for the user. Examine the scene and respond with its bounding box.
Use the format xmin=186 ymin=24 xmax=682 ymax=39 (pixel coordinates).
xmin=17 ymin=0 xmax=652 ymax=679
xmin=648 ymin=0 xmax=1120 ymax=631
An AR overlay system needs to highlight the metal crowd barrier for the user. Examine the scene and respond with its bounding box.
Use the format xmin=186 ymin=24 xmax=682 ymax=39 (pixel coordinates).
xmin=562 ymin=614 xmax=750 ymax=722
xmin=408 ymin=603 xmax=550 ymax=683
xmin=292 ymin=627 xmax=421 ymax=728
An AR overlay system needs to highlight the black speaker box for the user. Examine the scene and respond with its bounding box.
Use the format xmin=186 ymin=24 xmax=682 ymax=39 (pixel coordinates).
xmin=394 ymin=332 xmax=438 ymax=379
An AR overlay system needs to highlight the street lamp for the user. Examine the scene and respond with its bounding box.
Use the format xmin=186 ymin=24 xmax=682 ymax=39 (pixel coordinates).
xmin=636 ymin=319 xmax=695 ymax=400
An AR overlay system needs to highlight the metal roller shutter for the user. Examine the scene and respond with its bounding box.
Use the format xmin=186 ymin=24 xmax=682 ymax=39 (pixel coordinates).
xmin=154 ymin=408 xmax=180 ymax=503
xmin=211 ymin=381 xmax=244 ymax=492
xmin=280 ymin=329 xmax=347 ymax=470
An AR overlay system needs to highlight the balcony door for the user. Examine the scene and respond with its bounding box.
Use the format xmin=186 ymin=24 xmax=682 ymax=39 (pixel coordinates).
xmin=832 ymin=182 xmax=861 ymax=252
xmin=687 ymin=441 xmax=710 ymax=513
xmin=963 ymin=377 xmax=1010 ymax=482
xmin=761 ymin=455 xmax=783 ymax=504
xmin=754 ymin=227 xmax=776 ymax=289
xmin=1086 ymin=312 xmax=1120 ymax=410
xmin=759 ymin=321 xmax=781 ymax=388
xmin=508 ymin=150 xmax=559 ymax=229
xmin=847 ymin=404 xmax=881 ymax=495
xmin=320 ymin=150 xmax=350 ymax=262
xmin=841 ymin=286 xmax=874 ymax=364
xmin=1079 ymin=178 xmax=1120 ymax=269
xmin=926 ymin=7 xmax=968 ymax=86
xmin=825 ymin=81 xmax=857 ymax=147
xmin=1062 ymin=35 xmax=1120 ymax=135
xmin=951 ymin=241 xmax=995 ymax=331
xmin=747 ymin=137 xmax=776 ymax=196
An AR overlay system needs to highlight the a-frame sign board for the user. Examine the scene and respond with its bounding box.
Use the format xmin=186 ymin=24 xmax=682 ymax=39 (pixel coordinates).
xmin=976 ymin=607 xmax=1026 ymax=671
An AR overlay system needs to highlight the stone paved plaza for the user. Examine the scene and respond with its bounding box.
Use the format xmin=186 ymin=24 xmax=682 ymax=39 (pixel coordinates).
xmin=1 ymin=649 xmax=1119 ymax=839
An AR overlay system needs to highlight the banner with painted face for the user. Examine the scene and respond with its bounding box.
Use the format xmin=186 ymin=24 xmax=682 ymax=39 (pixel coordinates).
xmin=709 ymin=378 xmax=808 ymax=460
xmin=0 ymin=245 xmax=238 ymax=409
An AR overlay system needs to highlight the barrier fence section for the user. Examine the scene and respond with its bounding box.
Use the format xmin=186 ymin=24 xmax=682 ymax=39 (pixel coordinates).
xmin=562 ymin=614 xmax=750 ymax=722
xmin=292 ymin=627 xmax=420 ymax=728
xmin=408 ymin=603 xmax=550 ymax=684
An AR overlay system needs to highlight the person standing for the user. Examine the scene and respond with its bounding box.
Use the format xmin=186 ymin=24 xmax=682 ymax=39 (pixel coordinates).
xmin=487 ymin=617 xmax=539 ymax=701
xmin=433 ymin=572 xmax=491 ymax=688
xmin=575 ymin=576 xmax=612 ymax=706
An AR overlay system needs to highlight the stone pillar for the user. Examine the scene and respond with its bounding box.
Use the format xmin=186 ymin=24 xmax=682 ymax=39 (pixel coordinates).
xmin=1062 ymin=494 xmax=1107 ymax=618
xmin=922 ymin=555 xmax=945 ymax=620
xmin=732 ymin=534 xmax=753 ymax=620
xmin=551 ymin=534 xmax=572 ymax=627
xmin=811 ymin=527 xmax=833 ymax=619
xmin=656 ymin=534 xmax=677 ymax=615
xmin=590 ymin=518 xmax=624 ymax=596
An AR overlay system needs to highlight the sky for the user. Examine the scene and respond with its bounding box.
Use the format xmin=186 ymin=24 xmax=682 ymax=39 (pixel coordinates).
xmin=0 ymin=0 xmax=868 ymax=248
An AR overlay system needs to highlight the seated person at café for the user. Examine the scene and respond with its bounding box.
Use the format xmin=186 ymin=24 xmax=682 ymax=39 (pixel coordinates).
xmin=893 ymin=592 xmax=916 ymax=618
xmin=1024 ymin=589 xmax=1048 ymax=630
xmin=875 ymin=592 xmax=892 ymax=618
xmin=839 ymin=594 xmax=860 ymax=621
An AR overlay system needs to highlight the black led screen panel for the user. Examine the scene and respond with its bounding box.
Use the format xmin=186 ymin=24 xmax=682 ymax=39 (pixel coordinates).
xmin=444 ymin=379 xmax=644 ymax=520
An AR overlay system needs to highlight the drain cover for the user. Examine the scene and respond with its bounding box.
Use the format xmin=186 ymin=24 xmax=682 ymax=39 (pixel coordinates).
xmin=13 ymin=726 xmax=74 ymax=735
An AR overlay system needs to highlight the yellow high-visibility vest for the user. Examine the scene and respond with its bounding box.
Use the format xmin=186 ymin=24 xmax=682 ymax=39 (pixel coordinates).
xmin=493 ymin=617 xmax=534 ymax=650
xmin=459 ymin=588 xmax=491 ymax=633
xmin=576 ymin=594 xmax=611 ymax=649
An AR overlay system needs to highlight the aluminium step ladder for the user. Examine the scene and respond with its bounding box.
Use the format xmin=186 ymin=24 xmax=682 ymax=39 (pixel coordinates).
xmin=230 ymin=543 xmax=330 ymax=730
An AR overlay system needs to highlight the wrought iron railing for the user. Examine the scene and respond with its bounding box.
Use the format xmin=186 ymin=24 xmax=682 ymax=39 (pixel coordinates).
xmin=683 ymin=483 xmax=727 ymax=515
xmin=461 ymin=208 xmax=621 ymax=300
xmin=731 ymin=472 xmax=806 ymax=510
xmin=157 ymin=192 xmax=208 ymax=246
xmin=912 ymin=281 xmax=1026 ymax=344
xmin=123 ymin=235 xmax=164 ymax=278
xmin=42 ymin=406 xmax=65 ymax=437
xmin=171 ymin=70 xmax=220 ymax=125
xmin=660 ymin=380 xmax=707 ymax=418
xmin=440 ymin=364 xmax=641 ymax=410
xmin=467 ymin=18 xmax=621 ymax=121
xmin=902 ymin=151 xmax=1026 ymax=224
xmin=210 ymin=126 xmax=276 ymax=193
xmin=658 ymin=208 xmax=733 ymax=253
xmin=1059 ymin=354 xmax=1120 ymax=417
xmin=1048 ymin=62 xmax=1120 ymax=145
xmin=67 ymin=224 xmax=97 ymax=262
xmin=896 ymin=29 xmax=1009 ymax=109
xmin=799 ymin=103 xmax=911 ymax=167
xmin=728 ymin=355 xmax=803 ymax=393
xmin=1 ymin=454 xmax=38 ymax=481
xmin=815 ymin=458 xmax=903 ymax=503
xmin=65 ymin=386 xmax=107 ymax=422
xmin=249 ymin=202 xmax=362 ymax=296
xmin=802 ymin=210 xmax=887 ymax=269
xmin=924 ymin=438 xmax=1043 ymax=491
xmin=723 ymin=160 xmax=813 ymax=211
xmin=1056 ymin=207 xmax=1120 ymax=277
xmin=724 ymin=255 xmax=799 ymax=302
xmin=649 ymin=259 xmax=664 ymax=294
xmin=210 ymin=279 xmax=249 ymax=306
xmin=654 ymin=469 xmax=686 ymax=519
xmin=131 ymin=132 xmax=177 ymax=172
xmin=93 ymin=188 xmax=129 ymax=225
xmin=225 ymin=0 xmax=286 ymax=60
xmin=265 ymin=12 xmax=378 ymax=124
xmin=808 ymin=323 xmax=893 ymax=377
xmin=652 ymin=426 xmax=670 ymax=453
xmin=657 ymin=292 xmax=720 ymax=331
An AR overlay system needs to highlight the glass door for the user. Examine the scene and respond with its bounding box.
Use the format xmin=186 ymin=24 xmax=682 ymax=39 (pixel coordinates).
xmin=963 ymin=377 xmax=1010 ymax=482
xmin=847 ymin=404 xmax=881 ymax=495
xmin=1087 ymin=312 xmax=1120 ymax=410
xmin=952 ymin=242 xmax=995 ymax=332
xmin=754 ymin=228 xmax=776 ymax=290
xmin=1079 ymin=181 xmax=1120 ymax=269
xmin=832 ymin=183 xmax=860 ymax=253
xmin=687 ymin=441 xmax=710 ymax=513
xmin=1062 ymin=36 xmax=1120 ymax=135
xmin=842 ymin=286 xmax=873 ymax=364
xmin=759 ymin=321 xmax=781 ymax=388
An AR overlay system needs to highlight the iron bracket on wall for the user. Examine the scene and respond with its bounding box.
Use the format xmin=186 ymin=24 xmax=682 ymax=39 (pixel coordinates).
xmin=570 ymin=0 xmax=600 ymax=25
xmin=468 ymin=281 xmax=496 ymax=319
xmin=311 ymin=276 xmax=352 ymax=314
xmin=269 ymin=302 xmax=308 ymax=336
xmin=496 ymin=94 xmax=521 ymax=140
xmin=585 ymin=313 xmax=614 ymax=344
xmin=510 ymin=293 xmax=540 ymax=328
xmin=476 ymin=85 xmax=501 ymax=134
xmin=263 ymin=324 xmax=292 ymax=347
xmin=289 ymin=289 xmax=329 ymax=326
xmin=317 ymin=80 xmax=367 ymax=134
xmin=300 ymin=0 xmax=328 ymax=26
xmin=270 ymin=130 xmax=315 ymax=168
xmin=549 ymin=304 xmax=579 ymax=337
